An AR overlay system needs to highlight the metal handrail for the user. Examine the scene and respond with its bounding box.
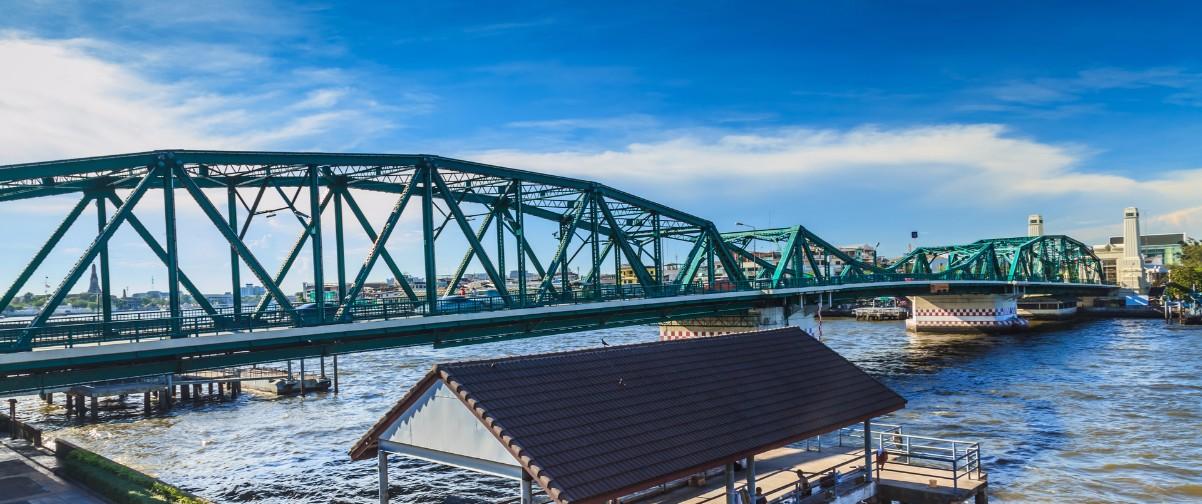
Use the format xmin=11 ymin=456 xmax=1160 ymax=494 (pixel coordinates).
xmin=2 ymin=268 xmax=1104 ymax=351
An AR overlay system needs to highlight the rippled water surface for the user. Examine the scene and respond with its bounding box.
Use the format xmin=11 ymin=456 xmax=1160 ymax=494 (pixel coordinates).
xmin=13 ymin=318 xmax=1202 ymax=503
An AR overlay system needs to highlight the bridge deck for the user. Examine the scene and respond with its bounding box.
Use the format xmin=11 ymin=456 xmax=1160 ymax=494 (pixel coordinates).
xmin=0 ymin=280 xmax=1109 ymax=394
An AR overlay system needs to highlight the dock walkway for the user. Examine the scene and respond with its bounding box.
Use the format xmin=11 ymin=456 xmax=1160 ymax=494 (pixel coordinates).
xmin=636 ymin=441 xmax=986 ymax=504
xmin=0 ymin=439 xmax=103 ymax=504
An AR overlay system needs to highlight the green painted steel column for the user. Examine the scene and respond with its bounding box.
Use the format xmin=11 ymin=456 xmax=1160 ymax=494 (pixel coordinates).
xmin=421 ymin=164 xmax=438 ymax=314
xmin=496 ymin=203 xmax=505 ymax=293
xmin=514 ymin=181 xmax=527 ymax=307
xmin=561 ymin=218 xmax=570 ymax=298
xmin=706 ymin=238 xmax=716 ymax=289
xmin=614 ymin=229 xmax=623 ymax=298
xmin=228 ymin=184 xmax=242 ymax=323
xmin=590 ymin=192 xmax=601 ymax=299
xmin=653 ymin=213 xmax=663 ymax=293
xmin=162 ymin=161 xmax=182 ymax=337
xmin=94 ymin=197 xmax=112 ymax=326
xmin=308 ymin=165 xmax=325 ymax=323
xmin=334 ymin=183 xmax=347 ymax=304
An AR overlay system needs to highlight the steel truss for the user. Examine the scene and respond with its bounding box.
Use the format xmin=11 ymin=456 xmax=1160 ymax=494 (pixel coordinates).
xmin=886 ymin=235 xmax=1105 ymax=284
xmin=0 ymin=151 xmax=1106 ymax=352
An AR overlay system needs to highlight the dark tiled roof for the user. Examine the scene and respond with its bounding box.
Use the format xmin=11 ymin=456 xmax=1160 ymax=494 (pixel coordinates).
xmin=350 ymin=327 xmax=905 ymax=504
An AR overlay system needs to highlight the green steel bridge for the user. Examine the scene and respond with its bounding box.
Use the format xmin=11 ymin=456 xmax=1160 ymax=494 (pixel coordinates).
xmin=0 ymin=151 xmax=1111 ymax=394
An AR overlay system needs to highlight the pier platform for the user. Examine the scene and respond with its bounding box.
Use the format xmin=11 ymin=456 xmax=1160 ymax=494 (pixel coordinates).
xmin=628 ymin=425 xmax=987 ymax=504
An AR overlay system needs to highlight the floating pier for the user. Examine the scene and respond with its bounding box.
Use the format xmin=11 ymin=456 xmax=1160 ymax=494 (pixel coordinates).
xmin=852 ymin=306 xmax=909 ymax=321
xmin=37 ymin=356 xmax=340 ymax=422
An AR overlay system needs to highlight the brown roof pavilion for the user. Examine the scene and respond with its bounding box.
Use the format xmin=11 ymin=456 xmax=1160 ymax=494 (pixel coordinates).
xmin=350 ymin=327 xmax=906 ymax=503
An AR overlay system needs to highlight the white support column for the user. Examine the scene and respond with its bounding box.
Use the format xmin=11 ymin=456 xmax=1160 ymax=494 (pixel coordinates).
xmin=863 ymin=420 xmax=872 ymax=482
xmin=378 ymin=450 xmax=389 ymax=504
xmin=521 ymin=472 xmax=534 ymax=504
xmin=746 ymin=455 xmax=757 ymax=499
xmin=725 ymin=462 xmax=736 ymax=504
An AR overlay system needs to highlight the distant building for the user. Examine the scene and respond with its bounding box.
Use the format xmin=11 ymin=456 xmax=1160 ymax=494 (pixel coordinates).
xmin=87 ymin=264 xmax=101 ymax=294
xmin=1090 ymin=207 xmax=1197 ymax=291
xmin=240 ymin=283 xmax=266 ymax=297
xmin=1028 ymin=214 xmax=1044 ymax=237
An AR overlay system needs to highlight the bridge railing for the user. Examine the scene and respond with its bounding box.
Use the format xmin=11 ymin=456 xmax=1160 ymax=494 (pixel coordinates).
xmin=0 ymin=271 xmax=1103 ymax=351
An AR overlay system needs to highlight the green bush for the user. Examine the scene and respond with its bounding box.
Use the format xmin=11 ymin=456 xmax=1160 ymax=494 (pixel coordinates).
xmin=61 ymin=447 xmax=209 ymax=504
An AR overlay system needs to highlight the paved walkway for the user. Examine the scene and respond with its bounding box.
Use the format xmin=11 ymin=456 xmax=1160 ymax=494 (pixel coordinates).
xmin=0 ymin=439 xmax=105 ymax=504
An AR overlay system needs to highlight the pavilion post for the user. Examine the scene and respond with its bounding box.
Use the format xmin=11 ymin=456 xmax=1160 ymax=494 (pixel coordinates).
xmin=725 ymin=462 xmax=736 ymax=504
xmin=746 ymin=454 xmax=757 ymax=499
xmin=378 ymin=450 xmax=389 ymax=504
xmin=520 ymin=471 xmax=534 ymax=504
xmin=864 ymin=419 xmax=873 ymax=482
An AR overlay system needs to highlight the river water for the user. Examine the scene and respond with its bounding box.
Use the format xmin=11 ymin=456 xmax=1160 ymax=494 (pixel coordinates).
xmin=12 ymin=318 xmax=1202 ymax=503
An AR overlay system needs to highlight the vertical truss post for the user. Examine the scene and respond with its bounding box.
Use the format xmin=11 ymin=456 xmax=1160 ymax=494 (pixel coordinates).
xmin=496 ymin=205 xmax=506 ymax=293
xmin=653 ymin=213 xmax=663 ymax=291
xmin=162 ymin=163 xmax=182 ymax=337
xmin=421 ymin=163 xmax=438 ymax=314
xmin=614 ymin=229 xmax=623 ymax=297
xmin=706 ymin=237 xmax=716 ymax=289
xmin=0 ymin=195 xmax=92 ymax=313
xmin=590 ymin=193 xmax=601 ymax=299
xmin=560 ymin=219 xmax=570 ymax=297
xmin=334 ymin=180 xmax=347 ymax=304
xmin=228 ymin=184 xmax=242 ymax=322
xmin=308 ymin=165 xmax=325 ymax=323
xmin=514 ymin=182 xmax=527 ymax=307
xmin=95 ymin=198 xmax=112 ymax=326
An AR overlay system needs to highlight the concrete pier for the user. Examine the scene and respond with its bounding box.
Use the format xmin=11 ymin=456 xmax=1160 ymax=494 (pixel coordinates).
xmin=907 ymin=294 xmax=1028 ymax=333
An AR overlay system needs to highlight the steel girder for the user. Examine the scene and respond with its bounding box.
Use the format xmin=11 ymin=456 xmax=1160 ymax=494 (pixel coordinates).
xmin=0 ymin=151 xmax=1109 ymax=352
xmin=886 ymin=235 xmax=1106 ymax=283
xmin=0 ymin=150 xmax=748 ymax=351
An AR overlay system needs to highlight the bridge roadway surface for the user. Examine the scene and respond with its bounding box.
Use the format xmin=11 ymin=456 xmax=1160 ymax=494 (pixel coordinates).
xmin=0 ymin=280 xmax=1110 ymax=395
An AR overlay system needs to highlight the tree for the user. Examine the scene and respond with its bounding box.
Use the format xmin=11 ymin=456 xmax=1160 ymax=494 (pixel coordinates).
xmin=1167 ymin=243 xmax=1202 ymax=297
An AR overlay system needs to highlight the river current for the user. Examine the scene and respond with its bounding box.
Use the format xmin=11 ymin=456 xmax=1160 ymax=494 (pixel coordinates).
xmin=13 ymin=318 xmax=1202 ymax=503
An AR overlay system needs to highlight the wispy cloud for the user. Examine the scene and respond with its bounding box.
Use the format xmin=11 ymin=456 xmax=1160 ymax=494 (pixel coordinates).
xmin=980 ymin=67 xmax=1202 ymax=109
xmin=466 ymin=123 xmax=1202 ymax=243
xmin=506 ymin=114 xmax=658 ymax=130
xmin=0 ymin=33 xmax=424 ymax=162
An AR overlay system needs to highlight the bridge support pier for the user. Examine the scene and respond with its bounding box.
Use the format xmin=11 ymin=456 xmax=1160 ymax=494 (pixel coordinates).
xmin=907 ymin=294 xmax=1028 ymax=333
xmin=659 ymin=299 xmax=817 ymax=340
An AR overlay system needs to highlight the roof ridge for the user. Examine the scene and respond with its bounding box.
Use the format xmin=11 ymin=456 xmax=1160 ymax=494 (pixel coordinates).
xmin=435 ymin=327 xmax=802 ymax=370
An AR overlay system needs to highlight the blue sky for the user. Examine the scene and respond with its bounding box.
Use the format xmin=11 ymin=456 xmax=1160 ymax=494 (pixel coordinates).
xmin=1 ymin=1 xmax=1201 ymax=293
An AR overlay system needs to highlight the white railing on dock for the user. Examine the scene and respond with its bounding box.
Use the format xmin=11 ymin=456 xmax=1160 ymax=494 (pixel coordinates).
xmin=838 ymin=425 xmax=982 ymax=491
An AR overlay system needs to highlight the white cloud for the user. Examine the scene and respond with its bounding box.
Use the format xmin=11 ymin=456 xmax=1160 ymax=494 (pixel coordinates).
xmin=0 ymin=34 xmax=408 ymax=163
xmin=467 ymin=123 xmax=1202 ymax=243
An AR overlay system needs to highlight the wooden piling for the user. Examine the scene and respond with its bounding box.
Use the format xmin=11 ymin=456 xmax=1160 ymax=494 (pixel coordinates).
xmin=333 ymin=355 xmax=339 ymax=394
xmin=300 ymin=359 xmax=306 ymax=395
xmin=90 ymin=396 xmax=98 ymax=421
xmin=143 ymin=392 xmax=151 ymax=415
